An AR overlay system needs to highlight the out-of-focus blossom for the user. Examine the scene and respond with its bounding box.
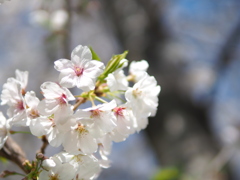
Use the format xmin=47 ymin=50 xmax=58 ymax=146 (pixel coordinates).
xmin=129 ymin=60 xmax=149 ymax=82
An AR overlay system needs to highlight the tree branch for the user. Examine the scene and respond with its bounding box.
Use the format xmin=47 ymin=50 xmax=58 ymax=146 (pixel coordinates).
xmin=0 ymin=137 xmax=28 ymax=174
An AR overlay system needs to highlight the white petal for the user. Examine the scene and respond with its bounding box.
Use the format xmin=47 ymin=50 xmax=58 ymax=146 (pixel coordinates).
xmin=71 ymin=45 xmax=92 ymax=64
xmin=15 ymin=69 xmax=28 ymax=89
xmin=79 ymin=133 xmax=98 ymax=154
xmin=47 ymin=127 xmax=64 ymax=147
xmin=29 ymin=117 xmax=51 ymax=136
xmin=25 ymin=91 xmax=39 ymax=109
xmin=83 ymin=60 xmax=105 ymax=79
xmin=40 ymin=82 xmax=63 ymax=99
xmin=76 ymin=76 xmax=95 ymax=91
xmin=54 ymin=59 xmax=73 ymax=71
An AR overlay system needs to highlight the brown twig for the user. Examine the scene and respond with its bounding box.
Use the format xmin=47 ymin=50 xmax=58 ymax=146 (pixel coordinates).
xmin=38 ymin=136 xmax=49 ymax=155
xmin=0 ymin=137 xmax=28 ymax=174
xmin=73 ymin=97 xmax=87 ymax=111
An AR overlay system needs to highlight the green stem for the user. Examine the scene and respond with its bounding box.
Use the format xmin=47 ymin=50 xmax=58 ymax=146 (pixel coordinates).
xmin=89 ymin=92 xmax=96 ymax=106
xmin=107 ymin=92 xmax=126 ymax=103
xmin=14 ymin=172 xmax=26 ymax=177
xmin=95 ymin=96 xmax=108 ymax=103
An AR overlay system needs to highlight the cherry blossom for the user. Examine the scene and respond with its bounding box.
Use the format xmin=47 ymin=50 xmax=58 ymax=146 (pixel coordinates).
xmin=75 ymin=100 xmax=117 ymax=138
xmin=39 ymin=155 xmax=76 ymax=180
xmin=110 ymin=103 xmax=135 ymax=142
xmin=1 ymin=78 xmax=27 ymax=126
xmin=30 ymin=107 xmax=73 ymax=147
xmin=129 ymin=60 xmax=149 ymax=82
xmin=53 ymin=152 xmax=101 ymax=180
xmin=24 ymin=91 xmax=40 ymax=120
xmin=54 ymin=45 xmax=105 ymax=91
xmin=38 ymin=82 xmax=75 ymax=120
xmin=125 ymin=72 xmax=160 ymax=131
xmin=1 ymin=69 xmax=28 ymax=106
xmin=62 ymin=118 xmax=98 ymax=155
xmin=0 ymin=70 xmax=29 ymax=126
xmin=105 ymin=59 xmax=128 ymax=92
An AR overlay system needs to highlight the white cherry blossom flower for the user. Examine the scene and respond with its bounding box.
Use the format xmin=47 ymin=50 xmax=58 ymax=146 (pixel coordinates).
xmin=126 ymin=72 xmax=160 ymax=117
xmin=25 ymin=91 xmax=40 ymax=120
xmin=1 ymin=69 xmax=28 ymax=106
xmin=0 ymin=112 xmax=10 ymax=149
xmin=30 ymin=109 xmax=73 ymax=147
xmin=106 ymin=59 xmax=128 ymax=92
xmin=105 ymin=70 xmax=128 ymax=92
xmin=39 ymin=155 xmax=76 ymax=180
xmin=125 ymin=72 xmax=160 ymax=131
xmin=110 ymin=104 xmax=135 ymax=142
xmin=129 ymin=60 xmax=149 ymax=82
xmin=62 ymin=118 xmax=98 ymax=155
xmin=1 ymin=78 xmax=27 ymax=126
xmin=38 ymin=82 xmax=75 ymax=118
xmin=30 ymin=117 xmax=64 ymax=147
xmin=1 ymin=78 xmax=23 ymax=106
xmin=55 ymin=152 xmax=101 ymax=180
xmin=75 ymin=100 xmax=117 ymax=138
xmin=72 ymin=154 xmax=101 ymax=180
xmin=54 ymin=45 xmax=105 ymax=91
xmin=1 ymin=70 xmax=29 ymax=126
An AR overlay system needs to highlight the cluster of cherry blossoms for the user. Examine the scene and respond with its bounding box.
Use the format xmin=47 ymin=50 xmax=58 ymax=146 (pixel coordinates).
xmin=0 ymin=45 xmax=160 ymax=179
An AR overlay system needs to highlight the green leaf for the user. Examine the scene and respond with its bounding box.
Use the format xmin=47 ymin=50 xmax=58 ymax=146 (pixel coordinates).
xmin=151 ymin=167 xmax=181 ymax=180
xmin=98 ymin=50 xmax=128 ymax=82
xmin=89 ymin=46 xmax=101 ymax=61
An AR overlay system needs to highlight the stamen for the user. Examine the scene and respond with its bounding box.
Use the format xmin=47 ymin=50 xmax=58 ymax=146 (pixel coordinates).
xmin=16 ymin=101 xmax=24 ymax=110
xmin=90 ymin=109 xmax=102 ymax=118
xmin=58 ymin=94 xmax=67 ymax=105
xmin=132 ymin=88 xmax=142 ymax=98
xmin=74 ymin=66 xmax=84 ymax=76
xmin=114 ymin=107 xmax=125 ymax=117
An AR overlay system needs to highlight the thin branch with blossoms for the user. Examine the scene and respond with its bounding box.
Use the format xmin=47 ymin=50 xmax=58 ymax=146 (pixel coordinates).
xmin=0 ymin=44 xmax=160 ymax=179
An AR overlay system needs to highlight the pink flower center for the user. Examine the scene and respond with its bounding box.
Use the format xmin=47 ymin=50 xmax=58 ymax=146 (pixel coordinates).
xmin=58 ymin=94 xmax=67 ymax=105
xmin=16 ymin=101 xmax=24 ymax=111
xmin=74 ymin=66 xmax=84 ymax=76
xmin=114 ymin=107 xmax=125 ymax=117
